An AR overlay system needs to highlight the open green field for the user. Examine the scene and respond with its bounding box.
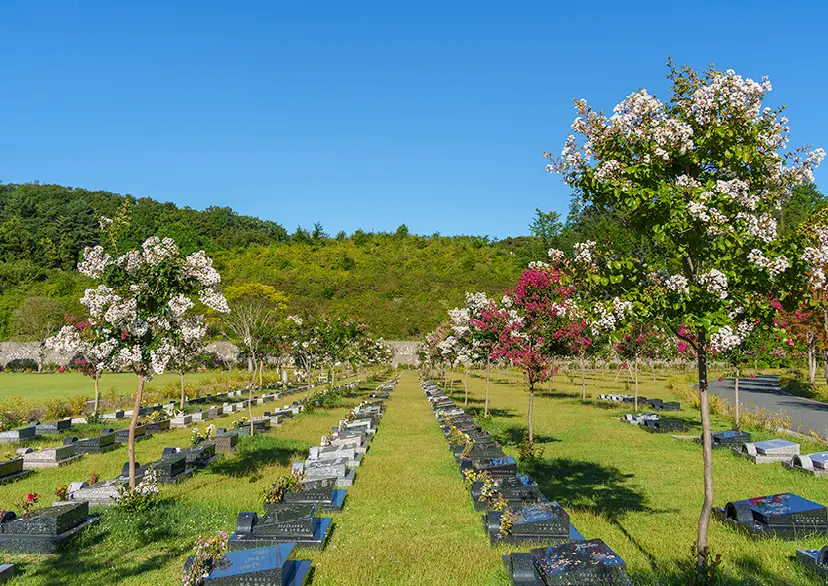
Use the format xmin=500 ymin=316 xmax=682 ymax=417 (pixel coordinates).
xmin=0 ymin=369 xmax=826 ymax=585
xmin=0 ymin=372 xmax=218 ymax=402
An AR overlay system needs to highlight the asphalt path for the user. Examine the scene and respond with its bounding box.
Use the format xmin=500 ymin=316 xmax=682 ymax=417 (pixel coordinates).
xmin=708 ymin=374 xmax=828 ymax=437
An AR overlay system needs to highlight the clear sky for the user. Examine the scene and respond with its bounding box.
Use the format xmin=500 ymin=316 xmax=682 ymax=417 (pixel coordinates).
xmin=2 ymin=1 xmax=826 ymax=239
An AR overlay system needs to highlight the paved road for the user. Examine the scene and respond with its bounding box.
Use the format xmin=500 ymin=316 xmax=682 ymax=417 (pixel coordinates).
xmin=708 ymin=375 xmax=828 ymax=437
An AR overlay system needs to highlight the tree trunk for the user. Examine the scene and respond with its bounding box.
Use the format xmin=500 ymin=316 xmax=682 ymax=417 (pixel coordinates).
xmin=580 ymin=357 xmax=586 ymax=400
xmin=463 ymin=366 xmax=469 ymax=406
xmin=734 ymin=367 xmax=740 ymax=429
xmin=696 ymin=329 xmax=714 ymax=569
xmin=179 ymin=371 xmax=186 ymax=410
xmin=259 ymin=361 xmax=264 ymax=389
xmin=823 ymin=309 xmax=828 ymax=387
xmin=484 ymin=357 xmax=490 ymax=418
xmin=247 ymin=355 xmax=254 ymax=372
xmin=652 ymin=363 xmax=656 ymax=383
xmin=93 ymin=374 xmax=100 ymax=415
xmin=127 ymin=374 xmax=145 ymax=490
xmin=249 ymin=386 xmax=255 ymax=437
xmin=634 ymin=357 xmax=639 ymax=412
xmin=331 ymin=368 xmax=336 ymax=392
xmin=614 ymin=364 xmax=624 ymax=382
xmin=527 ymin=381 xmax=535 ymax=444
xmin=808 ymin=333 xmax=817 ymax=385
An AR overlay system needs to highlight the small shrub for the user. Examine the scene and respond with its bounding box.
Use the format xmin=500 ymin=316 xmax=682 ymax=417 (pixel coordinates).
xmin=181 ymin=531 xmax=230 ymax=586
xmin=114 ymin=468 xmax=160 ymax=513
xmin=55 ymin=484 xmax=69 ymax=502
xmin=518 ymin=431 xmax=544 ymax=464
xmin=5 ymin=359 xmax=38 ymax=373
xmin=19 ymin=492 xmax=39 ymax=518
xmin=44 ymin=398 xmax=73 ymax=420
xmin=262 ymin=471 xmax=304 ymax=504
xmin=684 ymin=543 xmax=722 ymax=586
xmin=499 ymin=509 xmax=517 ymax=536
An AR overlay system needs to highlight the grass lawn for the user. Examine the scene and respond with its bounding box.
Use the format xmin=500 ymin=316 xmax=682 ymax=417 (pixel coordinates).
xmin=0 ymin=369 xmax=826 ymax=585
xmin=0 ymin=372 xmax=218 ymax=402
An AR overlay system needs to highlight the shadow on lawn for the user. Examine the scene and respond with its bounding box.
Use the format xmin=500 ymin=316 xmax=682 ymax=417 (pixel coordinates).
xmin=525 ymin=457 xmax=672 ymax=571
xmin=634 ymin=552 xmax=796 ymax=586
xmin=464 ymin=406 xmax=517 ymax=419
xmin=491 ymin=425 xmax=559 ymax=446
xmin=210 ymin=436 xmax=310 ymax=478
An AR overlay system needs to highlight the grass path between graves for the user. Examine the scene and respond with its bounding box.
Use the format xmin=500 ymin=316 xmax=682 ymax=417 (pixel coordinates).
xmin=449 ymin=367 xmax=828 ymax=586
xmin=0 ymin=377 xmax=367 ymax=585
xmin=307 ymin=371 xmax=509 ymax=585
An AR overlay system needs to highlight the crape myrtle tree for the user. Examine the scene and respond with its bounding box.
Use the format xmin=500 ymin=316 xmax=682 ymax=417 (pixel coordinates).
xmin=613 ymin=322 xmax=661 ymax=410
xmin=61 ymin=238 xmax=228 ymax=489
xmin=546 ymin=61 xmax=824 ymax=566
xmin=169 ymin=316 xmax=208 ymax=410
xmin=466 ymin=292 xmax=501 ymax=417
xmin=447 ymin=304 xmax=475 ymax=405
xmin=47 ymin=316 xmax=108 ymax=414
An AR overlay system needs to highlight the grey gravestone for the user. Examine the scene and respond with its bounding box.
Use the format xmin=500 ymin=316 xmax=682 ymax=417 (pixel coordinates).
xmin=144 ymin=419 xmax=171 ymax=433
xmin=308 ymin=445 xmax=362 ymax=468
xmin=170 ymin=415 xmax=193 ymax=428
xmin=102 ymin=410 xmax=124 ymax=420
xmin=0 ymin=503 xmax=98 ymax=554
xmin=642 ymin=418 xmax=688 ymax=434
xmin=191 ymin=543 xmax=311 ymax=586
xmin=716 ymin=492 xmax=828 ymax=539
xmin=786 ymin=452 xmax=828 ymax=478
xmin=472 ymin=473 xmax=543 ymax=512
xmin=211 ymin=432 xmax=239 ymax=453
xmin=464 ymin=456 xmax=517 ymax=479
xmin=74 ymin=432 xmax=118 ymax=454
xmin=623 ymin=413 xmax=658 ymax=425
xmin=294 ymin=460 xmax=355 ymax=488
xmin=734 ymin=439 xmax=800 ymax=464
xmin=283 ymin=485 xmax=347 ymax=512
xmin=229 ymin=504 xmax=332 ymax=550
xmin=0 ymin=563 xmax=14 ymax=583
xmin=486 ymin=502 xmax=572 ymax=545
xmin=152 ymin=455 xmax=191 ymax=484
xmin=35 ymin=419 xmax=72 ymax=434
xmin=796 ymin=546 xmax=828 ymax=581
xmin=0 ymin=459 xmax=33 ymax=485
xmin=503 ymin=539 xmax=632 ymax=585
xmin=114 ymin=425 xmax=150 ymax=444
xmin=0 ymin=427 xmax=38 ymax=443
xmin=22 ymin=444 xmax=83 ymax=468
xmin=64 ymin=480 xmax=121 ymax=506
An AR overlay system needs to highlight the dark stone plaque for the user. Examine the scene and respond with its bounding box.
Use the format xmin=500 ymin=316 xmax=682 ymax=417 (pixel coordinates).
xmin=504 ymin=539 xmax=632 ymax=585
xmin=717 ymin=492 xmax=828 ymax=539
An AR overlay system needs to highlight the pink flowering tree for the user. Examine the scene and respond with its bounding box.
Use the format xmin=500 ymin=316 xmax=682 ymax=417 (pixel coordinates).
xmin=47 ymin=316 xmax=109 ymax=415
xmin=466 ymin=292 xmax=504 ymax=417
xmin=546 ymin=62 xmax=824 ymax=566
xmin=62 ymin=238 xmax=229 ymax=489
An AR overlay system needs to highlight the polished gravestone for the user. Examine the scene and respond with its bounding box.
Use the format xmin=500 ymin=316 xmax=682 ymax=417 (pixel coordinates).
xmin=0 ymin=459 xmax=33 ymax=485
xmin=0 ymin=426 xmax=38 ymax=443
xmin=463 ymin=456 xmax=518 ymax=479
xmin=20 ymin=444 xmax=82 ymax=468
xmin=455 ymin=443 xmax=505 ymax=463
xmin=472 ymin=474 xmax=544 ymax=512
xmin=623 ymin=413 xmax=658 ymax=425
xmin=144 ymin=419 xmax=171 ymax=433
xmin=712 ymin=430 xmax=751 ymax=448
xmin=504 ymin=539 xmax=632 ymax=585
xmin=60 ymin=480 xmax=121 ymax=506
xmin=308 ymin=445 xmax=362 ymax=468
xmin=190 ymin=543 xmax=311 ymax=586
xmin=211 ymin=430 xmax=239 ymax=453
xmin=486 ymin=502 xmax=574 ymax=545
xmin=785 ymin=452 xmax=828 ymax=478
xmin=0 ymin=563 xmax=13 ymax=583
xmin=796 ymin=546 xmax=828 ymax=581
xmin=35 ymin=419 xmax=72 ymax=434
xmin=645 ymin=399 xmax=681 ymax=411
xmin=733 ymin=439 xmax=800 ymax=464
xmin=642 ymin=418 xmax=687 ymax=433
xmin=67 ymin=430 xmax=119 ymax=454
xmin=163 ymin=442 xmax=221 ymax=470
xmin=282 ymin=484 xmax=347 ymax=512
xmin=114 ymin=425 xmax=150 ymax=444
xmin=716 ymin=492 xmax=828 ymax=539
xmin=0 ymin=503 xmax=98 ymax=553
xmin=170 ymin=414 xmax=193 ymax=428
xmin=229 ymin=503 xmax=332 ymax=550
xmin=294 ymin=458 xmax=356 ymax=488
xmin=151 ymin=454 xmax=192 ymax=484
xmin=102 ymin=410 xmax=125 ymax=420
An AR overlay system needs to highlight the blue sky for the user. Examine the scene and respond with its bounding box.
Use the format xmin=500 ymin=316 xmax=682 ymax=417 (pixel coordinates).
xmin=2 ymin=1 xmax=826 ymax=238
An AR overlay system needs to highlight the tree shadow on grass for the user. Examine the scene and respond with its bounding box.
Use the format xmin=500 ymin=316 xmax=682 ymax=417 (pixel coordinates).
xmin=465 ymin=406 xmax=517 ymax=419
xmin=491 ymin=425 xmax=559 ymax=447
xmin=525 ymin=457 xmax=672 ymax=571
xmin=537 ymin=390 xmax=582 ymax=400
xmin=633 ymin=553 xmax=797 ymax=586
xmin=210 ymin=436 xmax=311 ymax=478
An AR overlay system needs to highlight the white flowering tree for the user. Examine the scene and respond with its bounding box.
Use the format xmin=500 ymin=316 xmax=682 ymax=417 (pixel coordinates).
xmin=67 ymin=238 xmax=228 ymax=489
xmin=546 ymin=62 xmax=824 ymax=567
xmin=168 ymin=317 xmax=208 ymax=410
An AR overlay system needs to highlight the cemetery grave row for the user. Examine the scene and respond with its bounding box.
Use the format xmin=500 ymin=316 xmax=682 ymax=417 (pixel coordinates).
xmin=422 ymin=379 xmax=634 ymax=586
xmin=186 ymin=378 xmax=399 ymax=586
xmin=0 ymin=379 xmax=359 ymax=583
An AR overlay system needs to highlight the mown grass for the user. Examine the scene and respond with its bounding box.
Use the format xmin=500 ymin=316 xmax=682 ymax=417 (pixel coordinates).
xmin=2 ymin=369 xmax=827 ymax=585
xmin=0 ymin=371 xmax=217 ymax=401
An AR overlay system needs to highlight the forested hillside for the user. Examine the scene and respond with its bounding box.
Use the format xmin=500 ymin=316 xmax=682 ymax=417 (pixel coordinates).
xmin=1 ymin=181 xmax=823 ymax=340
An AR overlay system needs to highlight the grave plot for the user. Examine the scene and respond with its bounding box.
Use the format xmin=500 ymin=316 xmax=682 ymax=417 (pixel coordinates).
xmin=733 ymin=439 xmax=800 ymax=464
xmin=503 ymin=539 xmax=633 ymax=586
xmin=18 ymin=444 xmax=83 ymax=469
xmin=796 ymin=545 xmax=828 ymax=581
xmin=0 ymin=502 xmax=98 ymax=554
xmin=716 ymin=492 xmax=828 ymax=539
xmin=785 ymin=452 xmax=828 ymax=477
xmin=711 ymin=429 xmax=751 ymax=448
xmin=186 ymin=543 xmax=311 ymax=586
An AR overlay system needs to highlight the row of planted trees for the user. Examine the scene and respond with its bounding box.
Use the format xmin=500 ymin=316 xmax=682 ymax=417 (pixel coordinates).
xmin=45 ymin=227 xmax=391 ymax=495
xmin=426 ymin=61 xmax=828 ymax=573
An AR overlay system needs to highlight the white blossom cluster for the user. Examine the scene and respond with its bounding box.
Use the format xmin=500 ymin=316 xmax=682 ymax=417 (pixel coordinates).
xmin=573 ymin=241 xmax=597 ymax=266
xmin=464 ymin=291 xmax=490 ymax=315
xmin=735 ymin=212 xmax=777 ymax=243
xmin=665 ymin=274 xmax=690 ymax=294
xmin=710 ymin=325 xmax=743 ymax=353
xmin=591 ymin=297 xmax=632 ymax=334
xmin=528 ymin=261 xmax=550 ymax=270
xmin=133 ymin=467 xmax=160 ymax=497
xmin=698 ymin=269 xmax=728 ymax=299
xmin=689 ymin=69 xmax=770 ymax=126
xmin=547 ymin=249 xmax=565 ymax=264
xmin=747 ymin=249 xmax=790 ymax=278
xmin=287 ymin=315 xmax=304 ymax=326
xmin=803 ymin=227 xmax=828 ymax=289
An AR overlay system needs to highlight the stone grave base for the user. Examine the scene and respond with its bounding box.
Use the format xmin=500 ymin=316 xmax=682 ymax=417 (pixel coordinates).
xmin=76 ymin=443 xmax=120 ymax=455
xmin=113 ymin=434 xmax=152 ymax=444
xmin=228 ymin=517 xmax=332 ymax=551
xmin=204 ymin=558 xmax=310 ymax=586
xmin=0 ymin=517 xmax=99 ymax=554
xmin=0 ymin=470 xmax=33 ymax=486
xmin=782 ymin=461 xmax=828 ymax=478
xmin=731 ymin=448 xmax=794 ymax=464
xmin=24 ymin=454 xmax=85 ymax=469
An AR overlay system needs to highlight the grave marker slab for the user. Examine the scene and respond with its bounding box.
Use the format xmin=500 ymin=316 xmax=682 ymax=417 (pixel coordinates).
xmin=716 ymin=492 xmax=828 ymax=539
xmin=785 ymin=452 xmax=828 ymax=477
xmin=71 ymin=432 xmax=119 ymax=454
xmin=114 ymin=425 xmax=150 ymax=444
xmin=486 ymin=502 xmax=573 ymax=545
xmin=0 ymin=427 xmax=38 ymax=443
xmin=229 ymin=504 xmax=332 ymax=550
xmin=712 ymin=430 xmax=751 ymax=447
xmin=503 ymin=539 xmax=632 ymax=585
xmin=22 ymin=444 xmax=83 ymax=468
xmin=0 ymin=503 xmax=98 ymax=554
xmin=733 ymin=439 xmax=800 ymax=464
xmin=35 ymin=419 xmax=72 ymax=434
xmin=0 ymin=459 xmax=32 ymax=485
xmin=795 ymin=546 xmax=828 ymax=581
xmin=195 ymin=543 xmax=311 ymax=586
